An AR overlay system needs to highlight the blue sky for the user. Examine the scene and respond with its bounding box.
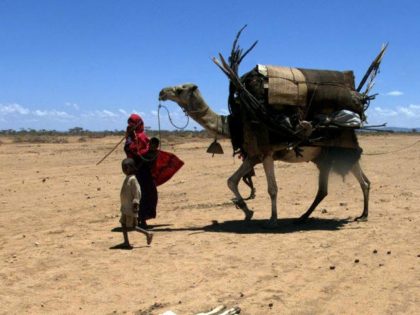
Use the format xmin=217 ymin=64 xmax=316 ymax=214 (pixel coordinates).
xmin=0 ymin=0 xmax=419 ymax=131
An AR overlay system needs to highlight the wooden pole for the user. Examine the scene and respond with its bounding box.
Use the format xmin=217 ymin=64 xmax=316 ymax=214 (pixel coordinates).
xmin=96 ymin=135 xmax=126 ymax=166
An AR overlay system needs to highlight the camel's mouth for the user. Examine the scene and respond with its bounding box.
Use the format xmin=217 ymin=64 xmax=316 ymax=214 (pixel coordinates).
xmin=158 ymin=87 xmax=174 ymax=101
xmin=158 ymin=84 xmax=198 ymax=102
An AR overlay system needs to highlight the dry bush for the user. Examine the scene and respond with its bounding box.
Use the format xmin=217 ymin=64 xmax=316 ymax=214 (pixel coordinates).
xmin=12 ymin=135 xmax=69 ymax=144
xmin=87 ymin=133 xmax=107 ymax=139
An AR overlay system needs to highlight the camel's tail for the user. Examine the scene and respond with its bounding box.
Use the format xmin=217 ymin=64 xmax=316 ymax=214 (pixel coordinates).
xmin=316 ymin=147 xmax=362 ymax=176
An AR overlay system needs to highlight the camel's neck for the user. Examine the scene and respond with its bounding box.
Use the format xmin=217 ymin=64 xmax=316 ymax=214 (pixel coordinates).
xmin=182 ymin=92 xmax=230 ymax=138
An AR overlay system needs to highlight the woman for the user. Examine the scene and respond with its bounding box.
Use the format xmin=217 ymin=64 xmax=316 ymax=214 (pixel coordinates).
xmin=124 ymin=113 xmax=158 ymax=228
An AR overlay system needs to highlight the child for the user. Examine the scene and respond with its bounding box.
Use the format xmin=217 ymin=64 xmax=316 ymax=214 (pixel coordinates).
xmin=118 ymin=158 xmax=153 ymax=249
xmin=148 ymin=137 xmax=160 ymax=152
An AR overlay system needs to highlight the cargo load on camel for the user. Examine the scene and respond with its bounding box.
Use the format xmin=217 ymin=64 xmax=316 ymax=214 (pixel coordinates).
xmin=212 ymin=27 xmax=387 ymax=155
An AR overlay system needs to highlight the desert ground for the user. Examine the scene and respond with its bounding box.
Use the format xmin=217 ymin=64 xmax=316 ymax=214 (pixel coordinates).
xmin=0 ymin=133 xmax=419 ymax=315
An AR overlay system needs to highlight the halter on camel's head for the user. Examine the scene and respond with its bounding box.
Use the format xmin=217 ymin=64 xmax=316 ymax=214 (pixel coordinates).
xmin=159 ymin=83 xmax=202 ymax=112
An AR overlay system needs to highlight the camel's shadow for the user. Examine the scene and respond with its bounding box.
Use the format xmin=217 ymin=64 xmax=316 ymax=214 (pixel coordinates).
xmin=141 ymin=217 xmax=351 ymax=234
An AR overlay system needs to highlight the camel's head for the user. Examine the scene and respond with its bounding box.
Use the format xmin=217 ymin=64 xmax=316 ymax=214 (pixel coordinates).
xmin=159 ymin=83 xmax=199 ymax=108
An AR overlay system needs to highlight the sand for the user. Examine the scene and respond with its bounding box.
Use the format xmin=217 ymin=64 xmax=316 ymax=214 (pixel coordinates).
xmin=0 ymin=134 xmax=419 ymax=314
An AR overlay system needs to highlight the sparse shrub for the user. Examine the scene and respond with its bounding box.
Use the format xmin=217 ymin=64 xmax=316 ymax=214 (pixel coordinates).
xmin=87 ymin=133 xmax=106 ymax=139
xmin=12 ymin=135 xmax=68 ymax=144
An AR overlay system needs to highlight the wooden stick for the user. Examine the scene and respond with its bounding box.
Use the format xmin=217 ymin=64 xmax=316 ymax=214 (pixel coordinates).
xmin=96 ymin=135 xmax=126 ymax=166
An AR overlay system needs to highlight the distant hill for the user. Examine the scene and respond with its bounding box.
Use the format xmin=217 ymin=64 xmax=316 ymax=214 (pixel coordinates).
xmin=359 ymin=126 xmax=419 ymax=133
xmin=387 ymin=127 xmax=419 ymax=132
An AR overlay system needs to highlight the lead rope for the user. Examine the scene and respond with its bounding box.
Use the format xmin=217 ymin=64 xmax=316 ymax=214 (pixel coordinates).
xmin=158 ymin=102 xmax=190 ymax=131
xmin=363 ymin=139 xmax=420 ymax=156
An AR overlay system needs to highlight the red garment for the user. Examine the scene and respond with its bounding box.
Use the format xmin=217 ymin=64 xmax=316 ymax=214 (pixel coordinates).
xmin=151 ymin=150 xmax=184 ymax=186
xmin=126 ymin=114 xmax=149 ymax=157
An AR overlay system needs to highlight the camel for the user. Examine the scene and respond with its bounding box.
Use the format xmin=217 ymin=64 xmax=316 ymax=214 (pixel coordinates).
xmin=159 ymin=83 xmax=370 ymax=225
xmin=158 ymin=28 xmax=384 ymax=226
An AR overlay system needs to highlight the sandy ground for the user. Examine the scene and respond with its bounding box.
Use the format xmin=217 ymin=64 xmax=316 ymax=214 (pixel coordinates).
xmin=0 ymin=134 xmax=419 ymax=315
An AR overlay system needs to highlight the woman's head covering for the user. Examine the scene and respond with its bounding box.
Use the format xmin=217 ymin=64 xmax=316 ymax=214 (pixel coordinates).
xmin=127 ymin=113 xmax=144 ymax=133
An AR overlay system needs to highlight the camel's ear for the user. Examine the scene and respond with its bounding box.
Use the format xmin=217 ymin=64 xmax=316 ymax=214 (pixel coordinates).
xmin=191 ymin=85 xmax=198 ymax=91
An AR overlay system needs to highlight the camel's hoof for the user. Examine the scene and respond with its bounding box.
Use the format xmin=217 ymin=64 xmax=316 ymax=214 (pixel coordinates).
xmin=232 ymin=198 xmax=246 ymax=209
xmin=355 ymin=215 xmax=368 ymax=222
xmin=245 ymin=210 xmax=254 ymax=221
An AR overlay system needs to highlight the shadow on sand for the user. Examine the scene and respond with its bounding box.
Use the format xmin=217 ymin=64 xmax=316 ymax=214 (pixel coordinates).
xmin=111 ymin=218 xmax=351 ymax=235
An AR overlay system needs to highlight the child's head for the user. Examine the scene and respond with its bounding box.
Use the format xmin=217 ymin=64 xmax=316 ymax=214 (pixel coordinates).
xmin=149 ymin=137 xmax=160 ymax=151
xmin=121 ymin=158 xmax=136 ymax=175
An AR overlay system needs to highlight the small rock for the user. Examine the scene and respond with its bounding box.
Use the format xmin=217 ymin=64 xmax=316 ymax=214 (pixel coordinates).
xmin=417 ymin=254 xmax=420 ymax=258
xmin=373 ymin=249 xmax=378 ymax=254
xmin=354 ymin=259 xmax=359 ymax=263
xmin=329 ymin=265 xmax=335 ymax=270
xmin=34 ymin=242 xmax=40 ymax=246
xmin=178 ymin=300 xmax=182 ymax=304
xmin=12 ymin=255 xmax=16 ymax=258
xmin=22 ymin=234 xmax=26 ymax=238
xmin=379 ymin=263 xmax=384 ymax=267
xmin=387 ymin=251 xmax=391 ymax=255
xmin=42 ymin=178 xmax=46 ymax=183
xmin=97 ymin=187 xmax=101 ymax=191
xmin=321 ymin=209 xmax=328 ymax=214
xmin=239 ymin=292 xmax=244 ymax=297
xmin=339 ymin=202 xmax=347 ymax=206
xmin=268 ymin=303 xmax=273 ymax=308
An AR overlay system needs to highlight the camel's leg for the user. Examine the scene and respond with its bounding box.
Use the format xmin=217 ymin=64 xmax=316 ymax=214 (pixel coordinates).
xmin=227 ymin=157 xmax=256 ymax=221
xmin=242 ymin=170 xmax=256 ymax=200
xmin=351 ymin=162 xmax=370 ymax=221
xmin=262 ymin=154 xmax=278 ymax=225
xmin=297 ymin=164 xmax=330 ymax=223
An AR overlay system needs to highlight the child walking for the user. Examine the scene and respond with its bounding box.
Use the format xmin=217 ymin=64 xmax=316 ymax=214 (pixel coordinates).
xmin=118 ymin=158 xmax=153 ymax=249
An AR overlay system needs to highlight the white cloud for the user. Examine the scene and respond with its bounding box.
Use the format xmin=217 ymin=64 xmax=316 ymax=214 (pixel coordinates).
xmin=118 ymin=109 xmax=128 ymax=116
xmin=34 ymin=109 xmax=72 ymax=118
xmin=102 ymin=110 xmax=117 ymax=117
xmin=386 ymin=90 xmax=404 ymax=96
xmin=398 ymin=104 xmax=420 ymax=118
xmin=0 ymin=103 xmax=30 ymax=115
xmin=81 ymin=109 xmax=121 ymax=119
xmin=374 ymin=106 xmax=398 ymax=117
xmin=368 ymin=104 xmax=420 ymax=128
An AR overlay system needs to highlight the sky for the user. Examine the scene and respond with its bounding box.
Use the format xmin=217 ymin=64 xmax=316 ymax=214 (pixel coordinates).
xmin=0 ymin=0 xmax=419 ymax=131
